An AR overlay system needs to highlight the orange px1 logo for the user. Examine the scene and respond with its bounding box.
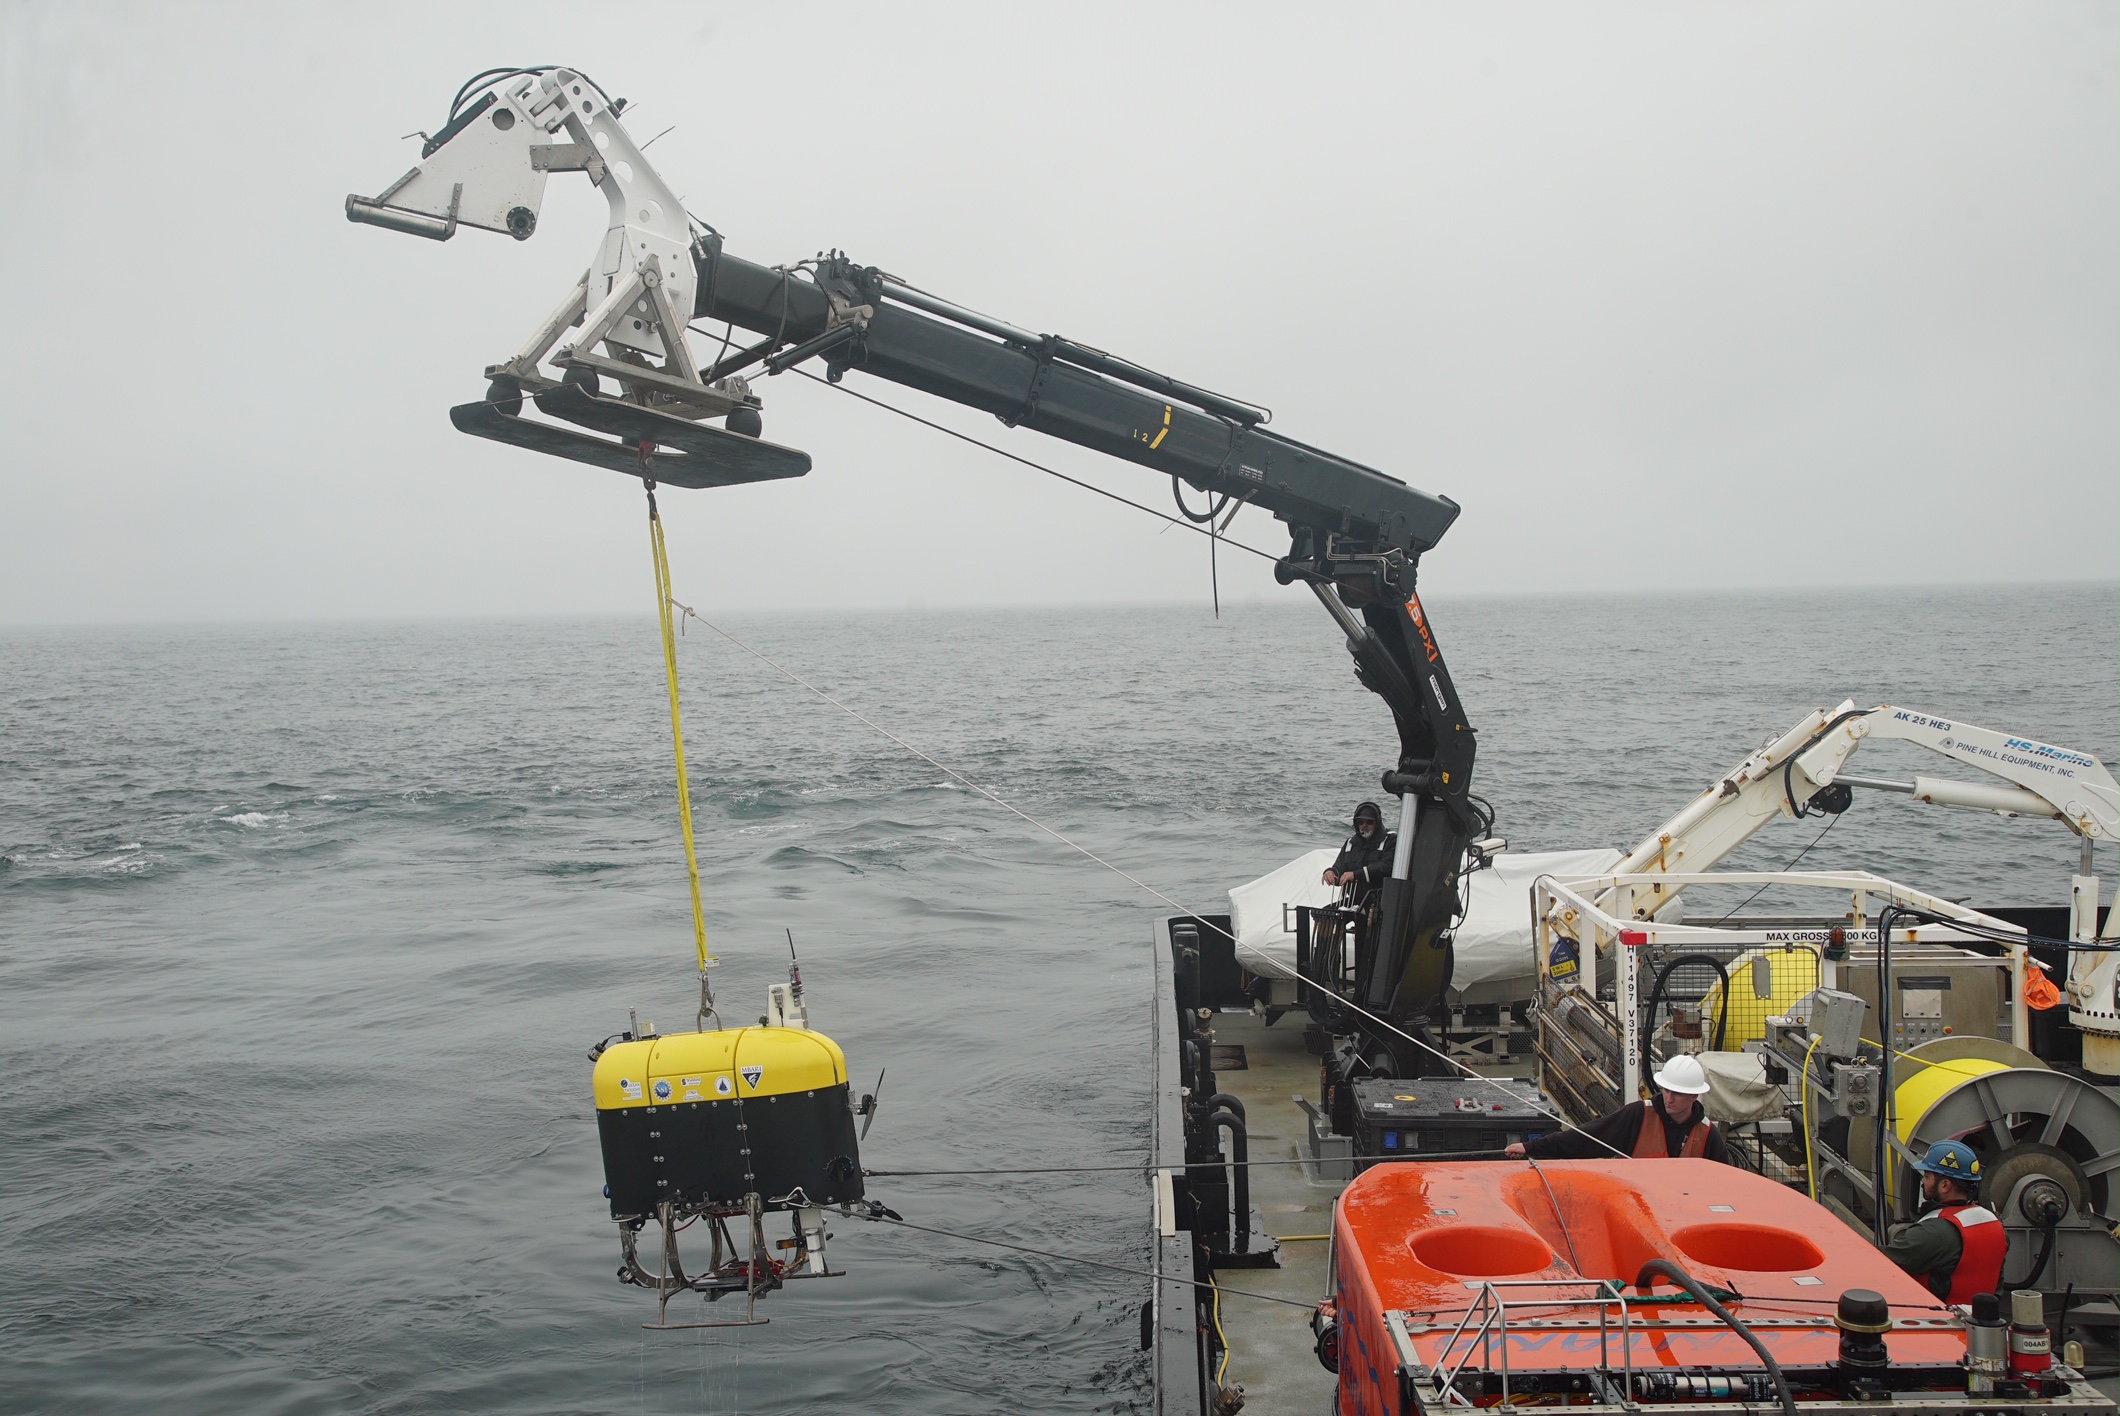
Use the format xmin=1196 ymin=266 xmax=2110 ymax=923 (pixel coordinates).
xmin=1405 ymin=593 xmax=1440 ymax=664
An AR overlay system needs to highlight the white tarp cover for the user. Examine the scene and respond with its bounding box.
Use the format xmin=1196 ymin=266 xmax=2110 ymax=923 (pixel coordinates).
xmin=1229 ymin=846 xmax=1624 ymax=1004
xmin=1694 ymin=1050 xmax=1787 ymax=1125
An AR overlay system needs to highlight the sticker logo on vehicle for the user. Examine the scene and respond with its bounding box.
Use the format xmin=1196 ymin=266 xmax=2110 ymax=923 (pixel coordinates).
xmin=740 ymin=1065 xmax=764 ymax=1090
xmin=652 ymin=1079 xmax=673 ymax=1100
xmin=715 ymin=1076 xmax=733 ymax=1096
xmin=620 ymin=1078 xmax=643 ymax=1100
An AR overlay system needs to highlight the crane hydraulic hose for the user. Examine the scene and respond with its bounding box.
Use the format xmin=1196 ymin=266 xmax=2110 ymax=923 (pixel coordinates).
xmin=647 ymin=488 xmax=714 ymax=974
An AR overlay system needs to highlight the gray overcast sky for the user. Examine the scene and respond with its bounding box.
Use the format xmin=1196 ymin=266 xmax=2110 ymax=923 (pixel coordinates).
xmin=1 ymin=2 xmax=2112 ymax=623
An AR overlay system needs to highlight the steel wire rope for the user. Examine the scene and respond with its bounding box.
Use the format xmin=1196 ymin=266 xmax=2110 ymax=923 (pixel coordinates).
xmin=787 ymin=368 xmax=1283 ymax=562
xmin=458 ymin=359 xmax=1285 ymax=567
xmin=644 ymin=323 xmax=1631 ymax=1149
xmin=660 ymin=594 xmax=1629 ymax=1156
xmin=464 ymin=301 xmax=1288 ymax=574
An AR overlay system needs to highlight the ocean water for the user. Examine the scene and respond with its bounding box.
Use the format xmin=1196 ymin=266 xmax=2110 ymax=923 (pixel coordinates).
xmin=2 ymin=585 xmax=2112 ymax=1414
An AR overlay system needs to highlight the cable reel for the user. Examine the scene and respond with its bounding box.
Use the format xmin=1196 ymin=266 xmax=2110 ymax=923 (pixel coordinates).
xmin=1847 ymin=1037 xmax=2117 ymax=1300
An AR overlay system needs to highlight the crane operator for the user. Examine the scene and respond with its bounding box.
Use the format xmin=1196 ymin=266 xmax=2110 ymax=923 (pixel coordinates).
xmin=1322 ymin=801 xmax=1393 ymax=901
xmin=1503 ymin=1055 xmax=1735 ymax=1163
xmin=1881 ymin=1140 xmax=2006 ymax=1303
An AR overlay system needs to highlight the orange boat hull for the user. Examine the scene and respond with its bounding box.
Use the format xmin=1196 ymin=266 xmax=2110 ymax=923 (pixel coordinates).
xmin=1333 ymin=1160 xmax=1968 ymax=1412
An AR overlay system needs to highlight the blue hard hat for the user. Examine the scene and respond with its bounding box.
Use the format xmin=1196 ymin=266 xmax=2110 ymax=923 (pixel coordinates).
xmin=1913 ymin=1139 xmax=1980 ymax=1181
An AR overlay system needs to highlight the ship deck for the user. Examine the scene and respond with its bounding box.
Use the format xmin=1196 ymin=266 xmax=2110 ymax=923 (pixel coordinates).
xmin=1204 ymin=1006 xmax=1340 ymax=1415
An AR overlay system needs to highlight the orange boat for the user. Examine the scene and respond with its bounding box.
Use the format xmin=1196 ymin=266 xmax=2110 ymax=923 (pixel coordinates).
xmin=1327 ymin=1159 xmax=2102 ymax=1413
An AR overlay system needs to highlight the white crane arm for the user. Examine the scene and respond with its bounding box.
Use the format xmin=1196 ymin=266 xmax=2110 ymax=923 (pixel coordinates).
xmin=346 ymin=68 xmax=695 ymax=366
xmin=1604 ymin=701 xmax=2116 ymax=923
xmin=1798 ymin=706 xmax=2117 ymax=843
xmin=1602 ymin=700 xmax=1861 ymax=919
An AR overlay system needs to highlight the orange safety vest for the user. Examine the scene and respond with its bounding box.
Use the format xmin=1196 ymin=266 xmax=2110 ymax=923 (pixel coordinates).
xmin=1919 ymin=1204 xmax=2008 ymax=1305
xmin=1631 ymin=1102 xmax=1711 ymax=1158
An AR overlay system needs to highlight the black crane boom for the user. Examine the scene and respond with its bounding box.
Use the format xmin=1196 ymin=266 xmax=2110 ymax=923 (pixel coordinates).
xmin=690 ymin=249 xmax=1461 ymax=564
xmin=686 ymin=247 xmax=1480 ymax=1051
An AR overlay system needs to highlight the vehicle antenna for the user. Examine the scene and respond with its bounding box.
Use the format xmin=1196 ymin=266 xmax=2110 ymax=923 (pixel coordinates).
xmin=786 ymin=927 xmax=803 ymax=1006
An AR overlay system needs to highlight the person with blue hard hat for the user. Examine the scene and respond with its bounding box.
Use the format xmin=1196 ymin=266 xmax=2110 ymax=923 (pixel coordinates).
xmin=1883 ymin=1139 xmax=2006 ymax=1304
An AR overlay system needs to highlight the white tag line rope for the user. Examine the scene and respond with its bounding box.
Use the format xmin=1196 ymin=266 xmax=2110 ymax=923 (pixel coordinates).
xmin=666 ymin=594 xmax=1626 ymax=1159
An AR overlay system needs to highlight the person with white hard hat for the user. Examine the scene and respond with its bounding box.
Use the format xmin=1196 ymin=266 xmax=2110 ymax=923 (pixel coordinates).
xmin=1504 ymin=1055 xmax=1733 ymax=1163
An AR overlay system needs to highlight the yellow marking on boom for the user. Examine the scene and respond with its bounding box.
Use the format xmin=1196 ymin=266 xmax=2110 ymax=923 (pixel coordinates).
xmin=1150 ymin=404 xmax=1171 ymax=449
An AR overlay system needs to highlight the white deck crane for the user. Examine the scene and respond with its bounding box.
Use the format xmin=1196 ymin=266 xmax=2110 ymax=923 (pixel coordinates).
xmin=1596 ymin=701 xmax=2118 ymax=1073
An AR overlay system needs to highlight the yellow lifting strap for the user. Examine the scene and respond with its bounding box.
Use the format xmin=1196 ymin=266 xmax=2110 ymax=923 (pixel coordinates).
xmin=647 ymin=488 xmax=714 ymax=973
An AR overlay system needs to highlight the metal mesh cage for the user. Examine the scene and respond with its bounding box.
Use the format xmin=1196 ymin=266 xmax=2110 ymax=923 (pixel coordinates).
xmin=1640 ymin=940 xmax=1823 ymax=1069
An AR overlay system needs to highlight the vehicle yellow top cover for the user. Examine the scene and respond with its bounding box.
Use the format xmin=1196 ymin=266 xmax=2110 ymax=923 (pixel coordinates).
xmin=593 ymin=1026 xmax=863 ymax=1218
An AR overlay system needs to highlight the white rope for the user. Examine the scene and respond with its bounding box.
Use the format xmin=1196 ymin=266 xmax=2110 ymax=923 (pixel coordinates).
xmin=667 ymin=594 xmax=1626 ymax=1157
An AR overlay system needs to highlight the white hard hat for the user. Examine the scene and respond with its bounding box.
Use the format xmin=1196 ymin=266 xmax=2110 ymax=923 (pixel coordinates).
xmin=1652 ymin=1054 xmax=1712 ymax=1095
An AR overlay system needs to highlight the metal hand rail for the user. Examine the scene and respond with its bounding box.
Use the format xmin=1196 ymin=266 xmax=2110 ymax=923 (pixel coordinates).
xmin=1426 ymin=1279 xmax=1637 ymax=1407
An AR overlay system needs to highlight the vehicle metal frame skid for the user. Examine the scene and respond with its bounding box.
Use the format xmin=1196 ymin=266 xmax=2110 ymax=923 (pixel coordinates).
xmin=1382 ymin=1282 xmax=2108 ymax=1413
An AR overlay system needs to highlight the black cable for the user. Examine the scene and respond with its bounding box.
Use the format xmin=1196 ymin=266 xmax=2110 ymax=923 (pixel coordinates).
xmin=1641 ymin=953 xmax=1731 ymax=1084
xmin=1171 ymin=477 xmax=1230 ymax=524
xmin=845 ymin=1207 xmax=1318 ymax=1310
xmin=1873 ymin=903 xmax=1899 ymax=1250
xmin=447 ymin=64 xmax=617 ymax=121
xmin=2006 ymin=1222 xmax=2059 ymax=1290
xmin=1633 ymin=1259 xmax=1797 ymax=1416
xmin=1912 ymin=910 xmax=2120 ymax=954
xmin=1780 ymin=708 xmax=1874 ymax=819
xmin=1708 ymin=811 xmax=1841 ymax=927
xmin=864 ymin=1148 xmax=1509 ymax=1179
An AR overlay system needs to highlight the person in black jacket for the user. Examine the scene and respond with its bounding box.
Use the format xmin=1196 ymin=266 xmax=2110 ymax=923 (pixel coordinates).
xmin=1502 ymin=1055 xmax=1736 ymax=1165
xmin=1323 ymin=801 xmax=1393 ymax=900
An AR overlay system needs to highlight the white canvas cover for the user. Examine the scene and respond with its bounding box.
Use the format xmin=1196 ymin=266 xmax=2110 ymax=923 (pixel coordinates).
xmin=1227 ymin=846 xmax=1624 ymax=1005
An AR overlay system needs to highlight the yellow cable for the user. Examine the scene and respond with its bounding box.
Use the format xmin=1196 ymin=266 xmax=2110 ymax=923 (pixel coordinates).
xmin=648 ymin=494 xmax=713 ymax=974
xmin=1209 ymin=1272 xmax=1232 ymax=1385
xmin=1800 ymin=1033 xmax=1823 ymax=1202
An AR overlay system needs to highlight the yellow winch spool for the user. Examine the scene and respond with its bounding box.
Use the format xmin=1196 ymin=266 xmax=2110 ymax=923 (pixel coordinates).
xmin=1868 ymin=1040 xmax=2041 ymax=1211
xmin=1892 ymin=1057 xmax=2008 ymax=1146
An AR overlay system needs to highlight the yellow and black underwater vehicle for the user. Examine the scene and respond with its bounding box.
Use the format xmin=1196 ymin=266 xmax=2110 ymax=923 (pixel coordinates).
xmin=589 ymin=962 xmax=880 ymax=1329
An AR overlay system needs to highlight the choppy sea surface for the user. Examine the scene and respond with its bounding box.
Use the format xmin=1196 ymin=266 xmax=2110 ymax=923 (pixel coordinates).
xmin=2 ymin=586 xmax=2113 ymax=1414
